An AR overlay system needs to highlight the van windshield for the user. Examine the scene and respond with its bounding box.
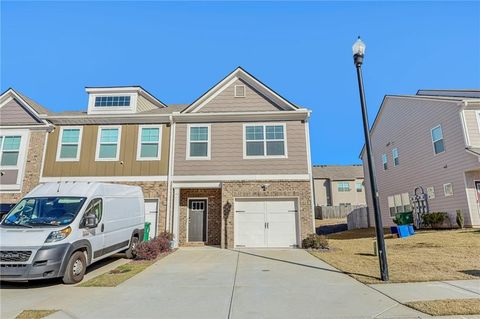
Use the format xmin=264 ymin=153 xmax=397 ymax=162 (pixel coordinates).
xmin=2 ymin=197 xmax=86 ymax=227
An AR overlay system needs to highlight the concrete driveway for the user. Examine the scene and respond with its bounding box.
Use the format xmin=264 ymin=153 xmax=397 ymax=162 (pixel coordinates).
xmin=1 ymin=248 xmax=426 ymax=319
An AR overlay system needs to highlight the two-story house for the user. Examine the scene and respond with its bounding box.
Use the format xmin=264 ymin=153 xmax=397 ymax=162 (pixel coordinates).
xmin=2 ymin=67 xmax=314 ymax=248
xmin=312 ymin=164 xmax=366 ymax=207
xmin=361 ymin=90 xmax=480 ymax=228
xmin=0 ymin=89 xmax=52 ymax=208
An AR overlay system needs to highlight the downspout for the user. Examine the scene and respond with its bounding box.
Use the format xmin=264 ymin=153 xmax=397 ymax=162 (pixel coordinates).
xmin=165 ymin=114 xmax=175 ymax=232
xmin=304 ymin=111 xmax=316 ymax=234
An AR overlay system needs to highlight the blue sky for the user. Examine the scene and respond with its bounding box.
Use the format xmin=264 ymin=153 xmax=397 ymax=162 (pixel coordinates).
xmin=1 ymin=1 xmax=479 ymax=165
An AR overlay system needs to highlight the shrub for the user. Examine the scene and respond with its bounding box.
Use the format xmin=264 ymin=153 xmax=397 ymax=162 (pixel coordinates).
xmin=422 ymin=212 xmax=448 ymax=228
xmin=302 ymin=234 xmax=329 ymax=250
xmin=135 ymin=232 xmax=173 ymax=260
xmin=456 ymin=210 xmax=464 ymax=229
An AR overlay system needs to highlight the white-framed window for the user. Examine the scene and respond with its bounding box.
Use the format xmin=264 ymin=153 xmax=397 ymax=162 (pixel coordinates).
xmin=187 ymin=124 xmax=211 ymax=160
xmin=0 ymin=135 xmax=22 ymax=167
xmin=56 ymin=127 xmax=83 ymax=161
xmin=431 ymin=125 xmax=445 ymax=155
xmin=337 ymin=181 xmax=350 ymax=192
xmin=94 ymin=95 xmax=131 ymax=107
xmin=243 ymin=123 xmax=287 ymax=159
xmin=392 ymin=148 xmax=399 ymax=166
xmin=137 ymin=125 xmax=162 ymax=160
xmin=234 ymin=85 xmax=246 ymax=97
xmin=443 ymin=183 xmax=454 ymax=197
xmin=356 ymin=181 xmax=363 ymax=192
xmin=95 ymin=126 xmax=121 ymax=161
xmin=427 ymin=186 xmax=435 ymax=199
xmin=382 ymin=154 xmax=388 ymax=170
xmin=388 ymin=192 xmax=412 ymax=217
xmin=0 ymin=129 xmax=29 ymax=191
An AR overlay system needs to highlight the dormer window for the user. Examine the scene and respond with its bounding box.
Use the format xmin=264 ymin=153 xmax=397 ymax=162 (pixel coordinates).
xmin=94 ymin=96 xmax=131 ymax=107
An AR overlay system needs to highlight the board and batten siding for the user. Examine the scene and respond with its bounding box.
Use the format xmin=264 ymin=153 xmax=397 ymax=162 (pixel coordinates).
xmin=0 ymin=98 xmax=42 ymax=125
xmin=196 ymin=79 xmax=283 ymax=113
xmin=174 ymin=121 xmax=309 ymax=176
xmin=43 ymin=124 xmax=170 ymax=177
xmin=362 ymin=97 xmax=480 ymax=227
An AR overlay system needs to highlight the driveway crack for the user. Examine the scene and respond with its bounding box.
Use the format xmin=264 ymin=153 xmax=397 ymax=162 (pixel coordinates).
xmin=227 ymin=251 xmax=240 ymax=319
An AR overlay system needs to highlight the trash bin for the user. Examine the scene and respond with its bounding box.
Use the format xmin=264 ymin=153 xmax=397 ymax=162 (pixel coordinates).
xmin=144 ymin=222 xmax=151 ymax=241
xmin=394 ymin=211 xmax=414 ymax=225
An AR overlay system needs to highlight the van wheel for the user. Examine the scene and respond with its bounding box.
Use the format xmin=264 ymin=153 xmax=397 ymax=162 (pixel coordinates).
xmin=62 ymin=251 xmax=86 ymax=284
xmin=125 ymin=236 xmax=139 ymax=259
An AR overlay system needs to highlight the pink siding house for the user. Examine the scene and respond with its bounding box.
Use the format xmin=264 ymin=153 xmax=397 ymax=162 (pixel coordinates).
xmin=361 ymin=90 xmax=480 ymax=228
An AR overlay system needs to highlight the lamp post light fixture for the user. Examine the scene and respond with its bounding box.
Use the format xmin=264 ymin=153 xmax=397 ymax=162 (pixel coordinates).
xmin=352 ymin=36 xmax=389 ymax=281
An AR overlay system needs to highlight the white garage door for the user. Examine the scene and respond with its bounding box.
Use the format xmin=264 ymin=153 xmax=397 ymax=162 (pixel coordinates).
xmin=235 ymin=198 xmax=298 ymax=248
xmin=144 ymin=200 xmax=158 ymax=240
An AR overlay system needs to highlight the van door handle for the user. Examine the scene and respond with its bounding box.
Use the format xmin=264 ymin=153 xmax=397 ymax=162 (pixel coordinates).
xmin=101 ymin=224 xmax=104 ymax=232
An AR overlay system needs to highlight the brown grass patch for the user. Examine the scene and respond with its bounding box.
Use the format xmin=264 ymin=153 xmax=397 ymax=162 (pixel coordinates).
xmin=315 ymin=218 xmax=346 ymax=227
xmin=310 ymin=228 xmax=480 ymax=283
xmin=405 ymin=299 xmax=480 ymax=316
xmin=16 ymin=310 xmax=58 ymax=319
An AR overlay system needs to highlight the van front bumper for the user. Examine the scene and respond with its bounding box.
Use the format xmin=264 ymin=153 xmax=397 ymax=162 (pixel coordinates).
xmin=0 ymin=244 xmax=70 ymax=281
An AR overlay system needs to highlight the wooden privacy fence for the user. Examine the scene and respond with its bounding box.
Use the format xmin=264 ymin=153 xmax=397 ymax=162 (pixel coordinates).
xmin=315 ymin=205 xmax=367 ymax=219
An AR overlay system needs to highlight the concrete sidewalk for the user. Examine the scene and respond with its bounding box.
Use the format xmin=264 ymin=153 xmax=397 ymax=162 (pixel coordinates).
xmin=370 ymin=280 xmax=480 ymax=303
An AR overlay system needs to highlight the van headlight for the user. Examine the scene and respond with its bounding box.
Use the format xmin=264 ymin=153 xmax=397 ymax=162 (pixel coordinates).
xmin=45 ymin=226 xmax=72 ymax=243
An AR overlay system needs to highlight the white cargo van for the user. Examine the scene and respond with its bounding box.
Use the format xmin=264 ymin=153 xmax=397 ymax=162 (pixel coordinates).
xmin=0 ymin=182 xmax=145 ymax=284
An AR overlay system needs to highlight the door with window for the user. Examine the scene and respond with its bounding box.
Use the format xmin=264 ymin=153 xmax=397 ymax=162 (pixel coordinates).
xmin=188 ymin=199 xmax=207 ymax=242
xmin=81 ymin=198 xmax=104 ymax=261
xmin=235 ymin=198 xmax=298 ymax=248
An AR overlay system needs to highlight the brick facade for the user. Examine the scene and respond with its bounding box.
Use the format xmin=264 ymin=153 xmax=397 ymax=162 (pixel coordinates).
xmin=117 ymin=181 xmax=168 ymax=237
xmin=0 ymin=130 xmax=47 ymax=203
xmin=221 ymin=180 xmax=314 ymax=248
xmin=178 ymin=188 xmax=222 ymax=246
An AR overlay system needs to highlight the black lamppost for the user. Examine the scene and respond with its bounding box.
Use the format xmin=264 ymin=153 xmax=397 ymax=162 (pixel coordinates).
xmin=353 ymin=36 xmax=389 ymax=281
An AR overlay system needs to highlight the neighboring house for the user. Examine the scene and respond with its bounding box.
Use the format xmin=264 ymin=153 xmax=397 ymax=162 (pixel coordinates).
xmin=0 ymin=89 xmax=52 ymax=206
xmin=27 ymin=67 xmax=314 ymax=248
xmin=312 ymin=164 xmax=366 ymax=207
xmin=361 ymin=90 xmax=480 ymax=228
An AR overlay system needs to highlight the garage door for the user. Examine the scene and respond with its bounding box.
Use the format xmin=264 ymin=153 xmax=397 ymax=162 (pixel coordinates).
xmin=144 ymin=200 xmax=158 ymax=240
xmin=234 ymin=198 xmax=298 ymax=248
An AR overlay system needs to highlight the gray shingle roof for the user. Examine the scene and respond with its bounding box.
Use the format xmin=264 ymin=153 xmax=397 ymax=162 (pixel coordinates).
xmin=16 ymin=91 xmax=50 ymax=115
xmin=312 ymin=165 xmax=364 ymax=180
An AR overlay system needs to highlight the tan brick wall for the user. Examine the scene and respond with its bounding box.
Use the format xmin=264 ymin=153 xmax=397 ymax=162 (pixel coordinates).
xmin=178 ymin=188 xmax=222 ymax=246
xmin=119 ymin=181 xmax=168 ymax=236
xmin=1 ymin=130 xmax=47 ymax=203
xmin=221 ymin=180 xmax=314 ymax=248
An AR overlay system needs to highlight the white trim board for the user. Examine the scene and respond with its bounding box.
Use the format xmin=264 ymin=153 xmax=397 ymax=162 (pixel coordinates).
xmin=172 ymin=174 xmax=310 ymax=182
xmin=40 ymin=176 xmax=168 ymax=182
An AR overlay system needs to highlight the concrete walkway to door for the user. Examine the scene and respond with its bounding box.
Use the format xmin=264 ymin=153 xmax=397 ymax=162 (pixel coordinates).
xmin=0 ymin=247 xmax=435 ymax=319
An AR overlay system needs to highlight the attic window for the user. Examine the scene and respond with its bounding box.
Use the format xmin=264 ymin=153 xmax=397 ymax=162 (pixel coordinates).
xmin=234 ymin=85 xmax=246 ymax=98
xmin=94 ymin=96 xmax=131 ymax=107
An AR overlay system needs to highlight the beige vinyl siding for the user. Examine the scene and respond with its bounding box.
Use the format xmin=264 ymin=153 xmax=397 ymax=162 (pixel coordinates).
xmin=136 ymin=95 xmax=159 ymax=112
xmin=43 ymin=124 xmax=170 ymax=177
xmin=362 ymin=97 xmax=480 ymax=227
xmin=174 ymin=121 xmax=309 ymax=176
xmin=464 ymin=170 xmax=480 ymax=226
xmin=314 ymin=178 xmax=330 ymax=206
xmin=196 ymin=79 xmax=283 ymax=113
xmin=329 ymin=179 xmax=366 ymax=206
xmin=464 ymin=108 xmax=480 ymax=146
xmin=0 ymin=98 xmax=41 ymax=125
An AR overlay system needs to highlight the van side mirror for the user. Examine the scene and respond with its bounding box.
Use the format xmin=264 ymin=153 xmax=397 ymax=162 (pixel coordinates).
xmin=84 ymin=214 xmax=98 ymax=228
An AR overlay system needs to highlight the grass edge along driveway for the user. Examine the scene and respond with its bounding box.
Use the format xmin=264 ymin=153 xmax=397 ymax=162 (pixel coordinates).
xmin=310 ymin=228 xmax=480 ymax=284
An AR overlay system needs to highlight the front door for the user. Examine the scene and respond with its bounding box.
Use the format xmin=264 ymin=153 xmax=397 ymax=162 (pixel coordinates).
xmin=144 ymin=200 xmax=158 ymax=240
xmin=188 ymin=199 xmax=207 ymax=242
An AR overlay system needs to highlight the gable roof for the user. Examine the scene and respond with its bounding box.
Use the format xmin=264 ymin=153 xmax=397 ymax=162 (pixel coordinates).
xmin=182 ymin=67 xmax=300 ymax=113
xmin=312 ymin=165 xmax=364 ymax=180
xmin=0 ymin=88 xmax=51 ymax=126
xmin=359 ymin=90 xmax=480 ymax=158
